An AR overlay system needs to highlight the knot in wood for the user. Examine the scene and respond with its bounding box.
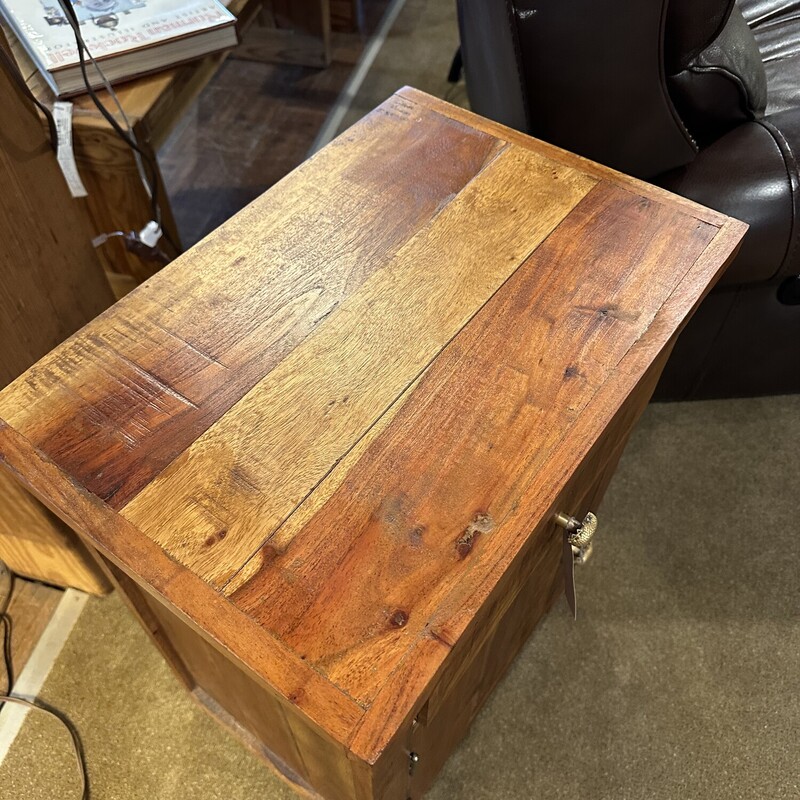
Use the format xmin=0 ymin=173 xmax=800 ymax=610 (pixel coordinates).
xmin=455 ymin=513 xmax=495 ymax=558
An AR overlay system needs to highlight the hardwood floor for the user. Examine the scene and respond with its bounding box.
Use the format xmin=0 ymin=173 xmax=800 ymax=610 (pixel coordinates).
xmin=159 ymin=1 xmax=390 ymax=248
xmin=1 ymin=571 xmax=62 ymax=688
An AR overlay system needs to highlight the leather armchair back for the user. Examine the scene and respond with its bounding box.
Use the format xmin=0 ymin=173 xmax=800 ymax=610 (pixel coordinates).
xmin=666 ymin=1 xmax=766 ymax=146
xmin=459 ymin=0 xmax=767 ymax=179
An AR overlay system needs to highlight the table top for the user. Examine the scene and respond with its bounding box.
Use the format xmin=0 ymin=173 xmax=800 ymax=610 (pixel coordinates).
xmin=0 ymin=88 xmax=746 ymax=758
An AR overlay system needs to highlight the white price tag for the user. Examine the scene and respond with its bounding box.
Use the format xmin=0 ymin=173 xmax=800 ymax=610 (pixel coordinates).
xmin=53 ymin=101 xmax=88 ymax=199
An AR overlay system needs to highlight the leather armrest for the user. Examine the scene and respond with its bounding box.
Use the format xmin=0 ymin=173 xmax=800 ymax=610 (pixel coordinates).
xmin=659 ymin=111 xmax=800 ymax=285
xmin=458 ymin=0 xmax=698 ymax=179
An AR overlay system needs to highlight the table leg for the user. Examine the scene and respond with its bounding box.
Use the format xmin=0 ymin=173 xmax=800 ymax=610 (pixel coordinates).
xmin=330 ymin=0 xmax=361 ymax=32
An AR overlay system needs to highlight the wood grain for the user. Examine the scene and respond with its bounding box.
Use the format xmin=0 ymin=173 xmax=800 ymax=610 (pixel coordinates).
xmin=0 ymin=420 xmax=364 ymax=748
xmin=122 ymin=142 xmax=595 ymax=586
xmin=0 ymin=45 xmax=113 ymax=594
xmin=395 ymin=350 xmax=672 ymax=798
xmin=139 ymin=585 xmax=361 ymax=800
xmin=228 ymin=182 xmax=718 ymax=705
xmin=350 ymin=217 xmax=747 ymax=767
xmin=396 ymin=88 xmax=731 ymax=228
xmin=0 ymin=96 xmax=504 ymax=511
xmin=0 ymin=88 xmax=749 ymax=800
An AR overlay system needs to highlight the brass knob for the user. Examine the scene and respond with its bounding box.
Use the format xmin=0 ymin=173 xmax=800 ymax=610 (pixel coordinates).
xmin=554 ymin=511 xmax=598 ymax=562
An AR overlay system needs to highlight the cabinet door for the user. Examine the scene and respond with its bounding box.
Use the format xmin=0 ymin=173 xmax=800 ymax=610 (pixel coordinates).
xmin=402 ymin=348 xmax=672 ymax=799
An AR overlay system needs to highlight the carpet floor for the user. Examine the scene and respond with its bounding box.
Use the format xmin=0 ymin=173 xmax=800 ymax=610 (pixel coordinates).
xmin=2 ymin=0 xmax=799 ymax=797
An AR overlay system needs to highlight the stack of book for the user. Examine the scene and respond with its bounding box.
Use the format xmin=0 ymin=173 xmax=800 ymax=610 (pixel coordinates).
xmin=0 ymin=0 xmax=238 ymax=97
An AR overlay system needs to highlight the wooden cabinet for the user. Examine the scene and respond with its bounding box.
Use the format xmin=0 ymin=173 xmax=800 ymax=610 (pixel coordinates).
xmin=0 ymin=44 xmax=113 ymax=594
xmin=0 ymin=89 xmax=746 ymax=798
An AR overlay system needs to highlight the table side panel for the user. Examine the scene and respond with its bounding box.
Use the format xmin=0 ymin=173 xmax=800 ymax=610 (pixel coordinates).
xmin=120 ymin=144 xmax=596 ymax=587
xmin=138 ymin=587 xmax=362 ymax=800
xmin=404 ymin=349 xmax=670 ymax=798
xmin=227 ymin=182 xmax=718 ymax=706
xmin=0 ymin=93 xmax=503 ymax=510
xmin=0 ymin=470 xmax=110 ymax=595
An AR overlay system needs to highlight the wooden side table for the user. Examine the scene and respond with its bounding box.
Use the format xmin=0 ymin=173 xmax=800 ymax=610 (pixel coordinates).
xmin=2 ymin=0 xmax=360 ymax=297
xmin=0 ymin=90 xmax=746 ymax=798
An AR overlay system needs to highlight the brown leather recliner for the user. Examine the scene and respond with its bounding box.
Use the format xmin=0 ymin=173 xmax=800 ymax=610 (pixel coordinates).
xmin=457 ymin=0 xmax=800 ymax=399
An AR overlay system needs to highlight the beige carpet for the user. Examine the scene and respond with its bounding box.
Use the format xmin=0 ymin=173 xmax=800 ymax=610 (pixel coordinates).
xmin=1 ymin=395 xmax=798 ymax=799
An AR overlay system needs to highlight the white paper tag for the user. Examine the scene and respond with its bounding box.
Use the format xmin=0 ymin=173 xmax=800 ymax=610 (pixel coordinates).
xmin=53 ymin=101 xmax=88 ymax=198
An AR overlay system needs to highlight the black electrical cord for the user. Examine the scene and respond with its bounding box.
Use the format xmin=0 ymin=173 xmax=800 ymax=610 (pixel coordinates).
xmin=55 ymin=0 xmax=180 ymax=254
xmin=0 ymin=567 xmax=14 ymax=700
xmin=0 ymin=565 xmax=89 ymax=799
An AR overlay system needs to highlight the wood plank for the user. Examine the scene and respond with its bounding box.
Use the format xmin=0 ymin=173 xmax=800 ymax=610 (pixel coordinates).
xmin=2 ymin=576 xmax=62 ymax=685
xmin=397 ymin=87 xmax=732 ymax=228
xmin=349 ymin=216 xmax=746 ymax=763
xmin=0 ymin=421 xmax=364 ymax=746
xmin=0 ymin=95 xmax=504 ymax=512
xmin=120 ymin=144 xmax=596 ymax=587
xmin=226 ymin=182 xmax=719 ymax=708
xmin=101 ymin=558 xmax=195 ymax=691
xmin=223 ymin=370 xmax=426 ymax=596
xmin=191 ymin=687 xmax=321 ymax=798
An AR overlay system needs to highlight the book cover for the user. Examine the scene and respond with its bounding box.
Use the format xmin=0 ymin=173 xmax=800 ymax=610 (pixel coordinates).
xmin=1 ymin=0 xmax=235 ymax=72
